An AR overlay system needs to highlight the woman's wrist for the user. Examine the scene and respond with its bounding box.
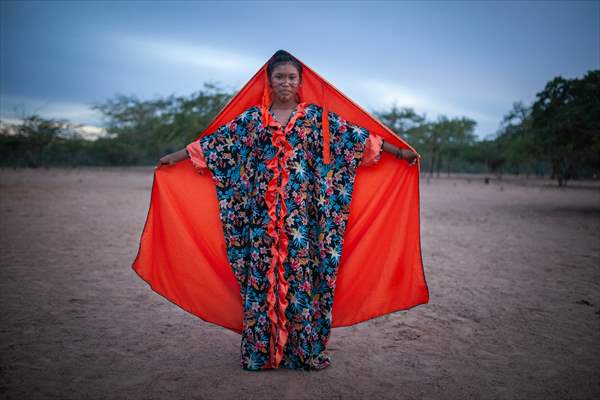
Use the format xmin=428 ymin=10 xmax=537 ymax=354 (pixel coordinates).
xmin=175 ymin=148 xmax=188 ymax=162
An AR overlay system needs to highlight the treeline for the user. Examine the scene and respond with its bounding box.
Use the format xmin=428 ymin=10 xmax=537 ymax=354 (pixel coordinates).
xmin=1 ymin=72 xmax=598 ymax=186
xmin=0 ymin=83 xmax=231 ymax=168
xmin=375 ymin=70 xmax=599 ymax=186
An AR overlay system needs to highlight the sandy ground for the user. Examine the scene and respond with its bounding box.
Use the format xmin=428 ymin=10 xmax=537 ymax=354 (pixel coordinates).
xmin=1 ymin=167 xmax=599 ymax=400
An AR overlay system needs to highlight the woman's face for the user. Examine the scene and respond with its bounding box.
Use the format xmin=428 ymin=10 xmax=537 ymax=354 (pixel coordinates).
xmin=269 ymin=62 xmax=301 ymax=103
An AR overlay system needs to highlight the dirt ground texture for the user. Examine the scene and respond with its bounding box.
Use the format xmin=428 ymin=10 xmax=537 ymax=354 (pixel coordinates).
xmin=1 ymin=167 xmax=599 ymax=400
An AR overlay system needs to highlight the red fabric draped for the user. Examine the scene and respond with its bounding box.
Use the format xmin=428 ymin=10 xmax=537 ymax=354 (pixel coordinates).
xmin=132 ymin=52 xmax=429 ymax=334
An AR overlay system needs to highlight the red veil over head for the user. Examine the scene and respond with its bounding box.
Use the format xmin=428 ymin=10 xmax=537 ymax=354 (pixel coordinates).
xmin=132 ymin=51 xmax=429 ymax=334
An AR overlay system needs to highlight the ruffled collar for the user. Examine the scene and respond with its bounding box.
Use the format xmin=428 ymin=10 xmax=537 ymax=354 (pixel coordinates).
xmin=263 ymin=102 xmax=308 ymax=134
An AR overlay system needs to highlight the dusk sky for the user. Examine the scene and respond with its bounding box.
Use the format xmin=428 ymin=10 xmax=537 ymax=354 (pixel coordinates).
xmin=1 ymin=0 xmax=598 ymax=139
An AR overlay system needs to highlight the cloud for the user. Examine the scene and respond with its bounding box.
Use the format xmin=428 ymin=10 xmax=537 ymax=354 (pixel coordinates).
xmin=0 ymin=95 xmax=103 ymax=124
xmin=116 ymin=34 xmax=261 ymax=74
xmin=356 ymin=78 xmax=497 ymax=123
xmin=328 ymin=76 xmax=501 ymax=138
xmin=0 ymin=95 xmax=110 ymax=139
xmin=73 ymin=124 xmax=110 ymax=141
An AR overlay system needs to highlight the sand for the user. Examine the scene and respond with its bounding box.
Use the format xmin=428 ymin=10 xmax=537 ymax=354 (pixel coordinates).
xmin=1 ymin=167 xmax=598 ymax=400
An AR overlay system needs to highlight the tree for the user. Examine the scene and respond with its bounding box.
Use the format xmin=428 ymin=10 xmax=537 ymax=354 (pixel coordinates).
xmin=422 ymin=115 xmax=477 ymax=179
xmin=495 ymin=101 xmax=537 ymax=176
xmin=90 ymin=83 xmax=234 ymax=165
xmin=530 ymin=71 xmax=600 ymax=186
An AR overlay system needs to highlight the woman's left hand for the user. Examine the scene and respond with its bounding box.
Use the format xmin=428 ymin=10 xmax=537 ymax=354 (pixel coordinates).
xmin=400 ymin=149 xmax=420 ymax=166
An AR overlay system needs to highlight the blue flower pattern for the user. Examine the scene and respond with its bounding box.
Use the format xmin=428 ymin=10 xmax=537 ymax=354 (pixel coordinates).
xmin=193 ymin=103 xmax=378 ymax=370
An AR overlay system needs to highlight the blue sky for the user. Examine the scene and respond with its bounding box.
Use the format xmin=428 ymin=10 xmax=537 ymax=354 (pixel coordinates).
xmin=1 ymin=0 xmax=598 ymax=139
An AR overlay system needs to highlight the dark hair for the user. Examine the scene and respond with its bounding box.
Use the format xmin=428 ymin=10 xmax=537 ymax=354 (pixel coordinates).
xmin=267 ymin=50 xmax=302 ymax=82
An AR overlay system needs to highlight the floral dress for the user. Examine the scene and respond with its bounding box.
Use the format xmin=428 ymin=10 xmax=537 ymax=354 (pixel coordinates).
xmin=186 ymin=102 xmax=383 ymax=371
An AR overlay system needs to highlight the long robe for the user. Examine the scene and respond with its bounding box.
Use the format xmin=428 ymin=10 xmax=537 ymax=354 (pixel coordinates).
xmin=131 ymin=52 xmax=430 ymax=371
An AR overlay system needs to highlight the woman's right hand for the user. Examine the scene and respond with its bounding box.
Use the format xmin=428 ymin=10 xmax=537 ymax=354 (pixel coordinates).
xmin=156 ymin=148 xmax=189 ymax=168
xmin=156 ymin=152 xmax=179 ymax=168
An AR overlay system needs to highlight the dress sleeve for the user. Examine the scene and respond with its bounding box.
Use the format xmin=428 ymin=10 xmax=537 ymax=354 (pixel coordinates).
xmin=327 ymin=110 xmax=377 ymax=170
xmin=359 ymin=132 xmax=384 ymax=167
xmin=185 ymin=110 xmax=251 ymax=188
xmin=186 ymin=140 xmax=209 ymax=174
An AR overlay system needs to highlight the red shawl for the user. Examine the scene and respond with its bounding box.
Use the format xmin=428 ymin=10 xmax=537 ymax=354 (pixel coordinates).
xmin=132 ymin=52 xmax=429 ymax=334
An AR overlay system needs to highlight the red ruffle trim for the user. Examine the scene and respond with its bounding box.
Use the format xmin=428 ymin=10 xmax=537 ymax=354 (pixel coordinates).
xmin=360 ymin=133 xmax=384 ymax=167
xmin=263 ymin=102 xmax=307 ymax=368
xmin=185 ymin=141 xmax=208 ymax=174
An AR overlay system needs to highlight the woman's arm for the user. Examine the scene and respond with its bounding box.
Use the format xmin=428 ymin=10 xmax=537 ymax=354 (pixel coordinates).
xmin=382 ymin=139 xmax=419 ymax=166
xmin=156 ymin=148 xmax=189 ymax=168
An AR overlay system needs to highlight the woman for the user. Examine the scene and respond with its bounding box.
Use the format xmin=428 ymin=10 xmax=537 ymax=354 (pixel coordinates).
xmin=157 ymin=53 xmax=419 ymax=168
xmin=152 ymin=50 xmax=421 ymax=371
